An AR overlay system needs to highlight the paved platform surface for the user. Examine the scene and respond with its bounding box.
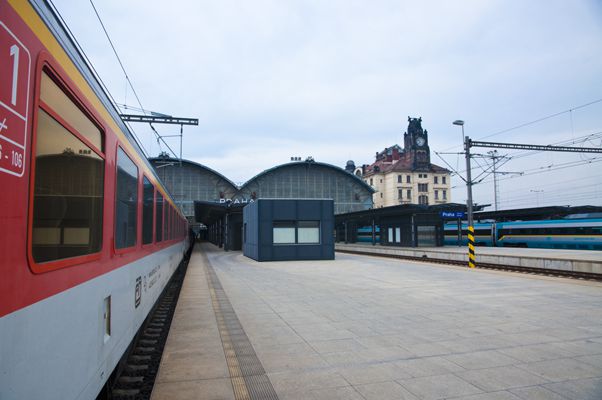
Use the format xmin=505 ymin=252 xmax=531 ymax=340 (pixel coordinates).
xmin=153 ymin=243 xmax=602 ymax=400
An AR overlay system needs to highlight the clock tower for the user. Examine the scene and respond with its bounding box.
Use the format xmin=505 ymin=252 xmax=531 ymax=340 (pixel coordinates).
xmin=403 ymin=116 xmax=431 ymax=170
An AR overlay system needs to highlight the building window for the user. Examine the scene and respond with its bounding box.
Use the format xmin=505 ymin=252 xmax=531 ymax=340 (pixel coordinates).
xmin=406 ymin=175 xmax=411 ymax=183
xmin=443 ymin=190 xmax=447 ymax=200
xmin=442 ymin=176 xmax=447 ymax=184
xmin=380 ymin=192 xmax=383 ymax=198
xmin=115 ymin=148 xmax=138 ymax=249
xmin=142 ymin=177 xmax=154 ymax=245
xmin=273 ymin=221 xmax=296 ymax=244
xmin=398 ymin=175 xmax=402 ymax=183
xmin=273 ymin=221 xmax=319 ymax=244
xmin=297 ymin=221 xmax=320 ymax=244
xmin=407 ymin=189 xmax=411 ymax=199
xmin=419 ymin=195 xmax=429 ymax=205
xmin=370 ymin=178 xmax=373 ymax=185
xmin=380 ymin=179 xmax=383 ymax=183
xmin=435 ymin=190 xmax=439 ymax=200
xmin=398 ymin=189 xmax=403 ymax=199
xmin=418 ymin=183 xmax=428 ymax=192
xmin=31 ymin=71 xmax=104 ymax=264
xmin=434 ymin=176 xmax=438 ymax=184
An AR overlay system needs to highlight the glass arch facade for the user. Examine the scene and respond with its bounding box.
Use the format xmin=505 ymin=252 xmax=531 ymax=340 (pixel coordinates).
xmin=150 ymin=158 xmax=374 ymax=220
xmin=239 ymin=162 xmax=373 ymax=215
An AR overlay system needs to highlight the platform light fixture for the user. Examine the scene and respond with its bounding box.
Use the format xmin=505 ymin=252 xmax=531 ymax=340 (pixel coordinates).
xmin=453 ymin=120 xmax=465 ymax=143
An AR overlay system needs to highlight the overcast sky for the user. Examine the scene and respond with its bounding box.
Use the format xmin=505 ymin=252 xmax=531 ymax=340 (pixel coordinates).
xmin=52 ymin=0 xmax=602 ymax=210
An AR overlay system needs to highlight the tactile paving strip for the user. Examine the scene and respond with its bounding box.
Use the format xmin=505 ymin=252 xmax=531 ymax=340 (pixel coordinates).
xmin=202 ymin=252 xmax=279 ymax=400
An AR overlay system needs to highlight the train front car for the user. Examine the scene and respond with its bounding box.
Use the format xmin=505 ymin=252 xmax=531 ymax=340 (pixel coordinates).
xmin=0 ymin=1 xmax=189 ymax=399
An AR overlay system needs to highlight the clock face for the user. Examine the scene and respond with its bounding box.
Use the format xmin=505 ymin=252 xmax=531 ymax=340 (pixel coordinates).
xmin=416 ymin=136 xmax=425 ymax=146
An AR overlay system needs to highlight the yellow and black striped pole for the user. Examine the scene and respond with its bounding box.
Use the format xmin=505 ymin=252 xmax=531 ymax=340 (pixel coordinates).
xmin=467 ymin=225 xmax=476 ymax=268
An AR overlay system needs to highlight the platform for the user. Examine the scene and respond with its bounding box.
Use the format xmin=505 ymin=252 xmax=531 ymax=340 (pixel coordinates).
xmin=336 ymin=243 xmax=602 ymax=275
xmin=152 ymin=243 xmax=602 ymax=400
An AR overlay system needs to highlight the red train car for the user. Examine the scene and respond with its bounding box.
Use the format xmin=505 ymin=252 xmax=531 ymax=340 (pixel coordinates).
xmin=0 ymin=1 xmax=189 ymax=398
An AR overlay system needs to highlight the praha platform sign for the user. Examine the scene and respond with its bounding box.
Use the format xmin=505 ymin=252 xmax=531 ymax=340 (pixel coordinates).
xmin=0 ymin=22 xmax=31 ymax=177
xmin=440 ymin=211 xmax=466 ymax=219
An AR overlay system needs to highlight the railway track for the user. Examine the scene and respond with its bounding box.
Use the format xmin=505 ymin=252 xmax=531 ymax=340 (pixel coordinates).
xmin=103 ymin=246 xmax=193 ymax=400
xmin=336 ymin=249 xmax=602 ymax=282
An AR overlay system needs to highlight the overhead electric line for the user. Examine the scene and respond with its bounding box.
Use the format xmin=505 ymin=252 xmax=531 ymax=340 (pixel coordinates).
xmin=479 ymin=98 xmax=602 ymax=141
xmin=47 ymin=0 xmax=150 ymax=157
xmin=89 ymin=0 xmax=147 ymax=116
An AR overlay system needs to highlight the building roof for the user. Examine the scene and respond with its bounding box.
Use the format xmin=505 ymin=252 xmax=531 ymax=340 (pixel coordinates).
xmin=363 ymin=155 xmax=449 ymax=177
xmin=241 ymin=160 xmax=375 ymax=193
xmin=149 ymin=157 xmax=240 ymax=190
xmin=335 ymin=202 xmax=468 ymax=224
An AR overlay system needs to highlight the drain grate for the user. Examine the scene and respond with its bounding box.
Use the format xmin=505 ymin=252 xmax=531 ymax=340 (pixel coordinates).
xmin=202 ymin=252 xmax=279 ymax=400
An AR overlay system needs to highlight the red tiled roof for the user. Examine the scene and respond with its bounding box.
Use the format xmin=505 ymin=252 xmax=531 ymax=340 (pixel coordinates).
xmin=363 ymin=155 xmax=448 ymax=177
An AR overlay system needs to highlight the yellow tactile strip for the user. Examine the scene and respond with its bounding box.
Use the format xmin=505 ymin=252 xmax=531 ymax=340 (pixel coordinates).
xmin=201 ymin=252 xmax=279 ymax=400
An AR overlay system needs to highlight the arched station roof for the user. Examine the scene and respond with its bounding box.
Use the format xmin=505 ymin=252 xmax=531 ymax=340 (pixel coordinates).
xmin=239 ymin=160 xmax=374 ymax=214
xmin=241 ymin=160 xmax=374 ymax=192
xmin=149 ymin=157 xmax=239 ymax=218
xmin=151 ymin=158 xmax=375 ymax=216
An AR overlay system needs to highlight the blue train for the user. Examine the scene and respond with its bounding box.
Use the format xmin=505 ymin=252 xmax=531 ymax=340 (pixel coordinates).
xmin=357 ymin=226 xmax=381 ymax=243
xmin=444 ymin=217 xmax=602 ymax=250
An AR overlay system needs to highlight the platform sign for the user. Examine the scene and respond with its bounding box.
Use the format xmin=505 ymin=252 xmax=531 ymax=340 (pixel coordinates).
xmin=440 ymin=211 xmax=465 ymax=219
xmin=0 ymin=22 xmax=31 ymax=177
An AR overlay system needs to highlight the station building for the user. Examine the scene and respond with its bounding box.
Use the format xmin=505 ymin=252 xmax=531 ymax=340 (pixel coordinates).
xmin=243 ymin=199 xmax=335 ymax=261
xmin=150 ymin=156 xmax=374 ymax=250
xmin=351 ymin=117 xmax=452 ymax=207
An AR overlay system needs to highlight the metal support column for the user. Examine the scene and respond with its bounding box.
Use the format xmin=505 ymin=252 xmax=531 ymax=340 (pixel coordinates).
xmin=465 ymin=136 xmax=476 ymax=268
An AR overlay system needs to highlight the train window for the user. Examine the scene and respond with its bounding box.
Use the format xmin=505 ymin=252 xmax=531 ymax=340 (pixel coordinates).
xmin=40 ymin=72 xmax=102 ymax=151
xmin=169 ymin=207 xmax=172 ymax=240
xmin=115 ymin=148 xmax=138 ymax=249
xmin=142 ymin=177 xmax=154 ymax=245
xmin=31 ymin=68 xmax=104 ymax=265
xmin=31 ymin=110 xmax=104 ymax=263
xmin=165 ymin=205 xmax=171 ymax=240
xmin=156 ymin=192 xmax=163 ymax=242
xmin=165 ymin=206 xmax=169 ymax=240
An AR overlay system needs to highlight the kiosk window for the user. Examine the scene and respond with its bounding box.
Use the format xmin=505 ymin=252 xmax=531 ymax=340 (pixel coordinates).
xmin=298 ymin=221 xmax=320 ymax=244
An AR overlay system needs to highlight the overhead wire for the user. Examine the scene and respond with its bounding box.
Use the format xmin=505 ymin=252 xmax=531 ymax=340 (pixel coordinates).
xmin=88 ymin=0 xmax=147 ymax=116
xmin=46 ymin=0 xmax=151 ymax=157
xmin=479 ymin=98 xmax=602 ymax=141
xmin=88 ymin=0 xmax=174 ymax=157
xmin=440 ymin=98 xmax=602 ymax=154
xmin=438 ymin=101 xmax=602 ymax=197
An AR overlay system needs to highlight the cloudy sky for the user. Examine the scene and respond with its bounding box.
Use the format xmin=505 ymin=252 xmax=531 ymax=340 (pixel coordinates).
xmin=52 ymin=0 xmax=602 ymax=210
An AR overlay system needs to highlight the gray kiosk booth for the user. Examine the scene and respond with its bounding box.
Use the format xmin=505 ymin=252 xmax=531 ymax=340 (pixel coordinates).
xmin=243 ymin=199 xmax=335 ymax=261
